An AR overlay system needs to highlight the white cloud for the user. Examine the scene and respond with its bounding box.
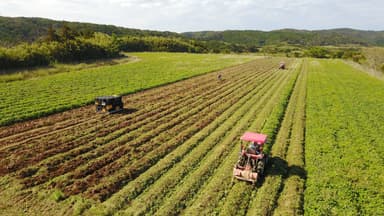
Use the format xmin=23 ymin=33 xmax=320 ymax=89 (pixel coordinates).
xmin=0 ymin=0 xmax=382 ymax=32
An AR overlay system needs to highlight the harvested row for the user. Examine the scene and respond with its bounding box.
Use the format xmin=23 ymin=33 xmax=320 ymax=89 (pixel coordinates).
xmin=91 ymin=66 xmax=283 ymax=215
xmin=217 ymin=61 xmax=301 ymax=216
xmin=180 ymin=61 xmax=300 ymax=216
xmin=244 ymin=60 xmax=307 ymax=216
xmin=118 ymin=62 xmax=292 ymax=215
xmin=151 ymin=62 xmax=300 ymax=216
xmin=273 ymin=60 xmax=307 ymax=215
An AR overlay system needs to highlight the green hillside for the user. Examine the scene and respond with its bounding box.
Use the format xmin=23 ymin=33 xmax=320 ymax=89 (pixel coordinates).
xmin=0 ymin=16 xmax=179 ymax=46
xmin=182 ymin=29 xmax=384 ymax=47
xmin=1 ymin=16 xmax=384 ymax=47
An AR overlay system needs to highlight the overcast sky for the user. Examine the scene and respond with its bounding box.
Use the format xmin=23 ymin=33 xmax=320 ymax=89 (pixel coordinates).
xmin=0 ymin=0 xmax=382 ymax=32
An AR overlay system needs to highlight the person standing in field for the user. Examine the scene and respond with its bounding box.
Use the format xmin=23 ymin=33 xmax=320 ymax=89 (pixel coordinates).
xmin=217 ymin=73 xmax=222 ymax=81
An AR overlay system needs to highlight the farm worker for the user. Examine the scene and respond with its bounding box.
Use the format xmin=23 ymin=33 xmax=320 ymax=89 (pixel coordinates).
xmin=255 ymin=144 xmax=262 ymax=155
xmin=217 ymin=73 xmax=222 ymax=81
xmin=247 ymin=142 xmax=257 ymax=154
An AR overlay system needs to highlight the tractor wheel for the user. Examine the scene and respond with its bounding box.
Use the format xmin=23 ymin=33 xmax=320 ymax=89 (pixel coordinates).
xmin=257 ymin=160 xmax=265 ymax=176
xmin=265 ymin=154 xmax=269 ymax=165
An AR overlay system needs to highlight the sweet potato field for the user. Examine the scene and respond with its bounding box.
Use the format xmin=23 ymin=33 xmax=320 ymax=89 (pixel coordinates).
xmin=0 ymin=55 xmax=383 ymax=216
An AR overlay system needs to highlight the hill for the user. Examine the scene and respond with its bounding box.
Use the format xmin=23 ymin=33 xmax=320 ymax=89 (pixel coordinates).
xmin=0 ymin=16 xmax=180 ymax=46
xmin=182 ymin=29 xmax=384 ymax=47
xmin=1 ymin=16 xmax=384 ymax=48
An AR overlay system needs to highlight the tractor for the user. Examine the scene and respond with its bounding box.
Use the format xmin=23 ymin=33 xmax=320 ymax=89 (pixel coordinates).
xmin=233 ymin=132 xmax=269 ymax=184
xmin=279 ymin=62 xmax=286 ymax=70
xmin=95 ymin=95 xmax=123 ymax=113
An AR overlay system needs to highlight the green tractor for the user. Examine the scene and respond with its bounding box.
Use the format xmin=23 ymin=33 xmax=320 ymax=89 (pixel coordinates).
xmin=95 ymin=95 xmax=123 ymax=113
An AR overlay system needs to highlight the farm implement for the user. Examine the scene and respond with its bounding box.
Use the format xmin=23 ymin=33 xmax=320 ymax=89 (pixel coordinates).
xmin=95 ymin=95 xmax=123 ymax=113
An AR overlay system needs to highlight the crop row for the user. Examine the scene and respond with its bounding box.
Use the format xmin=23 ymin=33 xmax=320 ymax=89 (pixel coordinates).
xmin=152 ymin=64 xmax=299 ymax=216
xmin=179 ymin=60 xmax=300 ymax=216
xmin=9 ymin=59 xmax=280 ymax=197
xmin=87 ymin=60 xmax=293 ymax=215
xmin=52 ymin=63 xmax=271 ymax=195
xmin=17 ymin=63 xmax=265 ymax=184
xmin=118 ymin=62 xmax=291 ymax=215
xmin=244 ymin=59 xmax=307 ymax=216
xmin=273 ymin=60 xmax=307 ymax=215
xmin=93 ymin=71 xmax=276 ymax=211
xmin=77 ymin=62 xmax=281 ymax=202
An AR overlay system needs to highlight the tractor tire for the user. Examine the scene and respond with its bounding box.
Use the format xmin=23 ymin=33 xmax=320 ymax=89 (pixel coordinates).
xmin=257 ymin=160 xmax=265 ymax=175
xmin=264 ymin=154 xmax=269 ymax=165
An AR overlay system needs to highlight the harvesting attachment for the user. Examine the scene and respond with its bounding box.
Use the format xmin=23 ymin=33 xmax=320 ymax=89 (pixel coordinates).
xmin=95 ymin=95 xmax=123 ymax=113
xmin=233 ymin=132 xmax=269 ymax=184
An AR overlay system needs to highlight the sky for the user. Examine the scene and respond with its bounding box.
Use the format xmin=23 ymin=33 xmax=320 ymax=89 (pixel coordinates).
xmin=0 ymin=0 xmax=382 ymax=32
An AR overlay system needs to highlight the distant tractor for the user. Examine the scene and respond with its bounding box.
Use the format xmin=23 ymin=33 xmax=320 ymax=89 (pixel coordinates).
xmin=279 ymin=62 xmax=286 ymax=70
xmin=95 ymin=95 xmax=123 ymax=113
xmin=233 ymin=132 xmax=269 ymax=184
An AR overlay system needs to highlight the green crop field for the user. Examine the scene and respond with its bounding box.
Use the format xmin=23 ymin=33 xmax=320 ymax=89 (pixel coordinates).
xmin=305 ymin=59 xmax=384 ymax=215
xmin=0 ymin=54 xmax=383 ymax=215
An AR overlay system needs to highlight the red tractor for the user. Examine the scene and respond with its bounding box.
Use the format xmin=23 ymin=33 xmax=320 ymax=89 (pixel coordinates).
xmin=233 ymin=132 xmax=269 ymax=184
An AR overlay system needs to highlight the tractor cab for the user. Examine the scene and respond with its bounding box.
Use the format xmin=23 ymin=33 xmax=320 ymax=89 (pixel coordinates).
xmin=233 ymin=132 xmax=269 ymax=184
xmin=95 ymin=95 xmax=123 ymax=113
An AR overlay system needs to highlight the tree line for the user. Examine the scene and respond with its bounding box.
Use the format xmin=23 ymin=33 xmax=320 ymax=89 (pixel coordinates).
xmin=0 ymin=24 xmax=368 ymax=71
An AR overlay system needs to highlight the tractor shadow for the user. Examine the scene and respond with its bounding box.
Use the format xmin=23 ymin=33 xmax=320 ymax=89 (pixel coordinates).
xmin=110 ymin=108 xmax=138 ymax=115
xmin=256 ymin=156 xmax=306 ymax=186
